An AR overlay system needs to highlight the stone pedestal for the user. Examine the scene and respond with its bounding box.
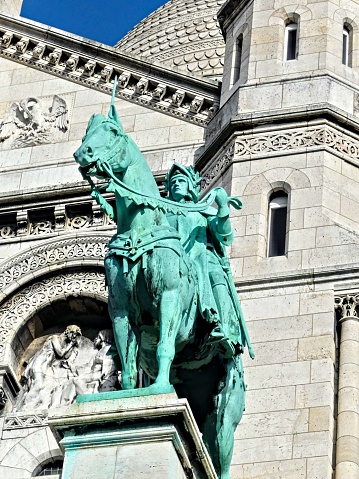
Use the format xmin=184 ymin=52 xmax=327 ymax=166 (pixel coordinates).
xmin=48 ymin=391 xmax=218 ymax=479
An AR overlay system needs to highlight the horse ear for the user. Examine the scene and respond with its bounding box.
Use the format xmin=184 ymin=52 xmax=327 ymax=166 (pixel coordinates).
xmin=108 ymin=76 xmax=124 ymax=131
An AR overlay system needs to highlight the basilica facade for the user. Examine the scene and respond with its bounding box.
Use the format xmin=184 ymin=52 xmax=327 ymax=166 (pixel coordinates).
xmin=0 ymin=0 xmax=358 ymax=478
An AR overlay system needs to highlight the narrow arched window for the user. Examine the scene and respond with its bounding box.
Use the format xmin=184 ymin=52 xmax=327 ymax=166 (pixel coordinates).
xmin=267 ymin=191 xmax=288 ymax=257
xmin=232 ymin=34 xmax=243 ymax=85
xmin=284 ymin=22 xmax=298 ymax=61
xmin=33 ymin=459 xmax=63 ymax=477
xmin=342 ymin=25 xmax=352 ymax=66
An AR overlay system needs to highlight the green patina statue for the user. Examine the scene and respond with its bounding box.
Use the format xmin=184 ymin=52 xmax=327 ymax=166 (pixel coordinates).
xmin=73 ymin=80 xmax=254 ymax=479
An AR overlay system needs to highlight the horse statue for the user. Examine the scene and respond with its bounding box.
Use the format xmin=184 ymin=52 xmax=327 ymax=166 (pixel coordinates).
xmin=73 ymin=80 xmax=254 ymax=479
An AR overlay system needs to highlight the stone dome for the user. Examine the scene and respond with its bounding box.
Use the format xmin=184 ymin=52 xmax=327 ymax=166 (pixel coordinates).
xmin=115 ymin=0 xmax=226 ymax=79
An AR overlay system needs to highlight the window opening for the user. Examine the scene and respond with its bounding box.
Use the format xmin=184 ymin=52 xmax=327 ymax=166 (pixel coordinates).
xmin=343 ymin=26 xmax=350 ymax=66
xmin=35 ymin=460 xmax=63 ymax=477
xmin=232 ymin=35 xmax=243 ymax=85
xmin=267 ymin=191 xmax=288 ymax=257
xmin=284 ymin=23 xmax=298 ymax=61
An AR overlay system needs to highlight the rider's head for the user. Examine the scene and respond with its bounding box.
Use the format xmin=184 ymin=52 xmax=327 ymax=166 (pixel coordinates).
xmin=164 ymin=163 xmax=201 ymax=203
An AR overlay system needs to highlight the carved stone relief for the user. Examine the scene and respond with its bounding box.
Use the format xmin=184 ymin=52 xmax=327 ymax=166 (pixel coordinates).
xmin=0 ymin=269 xmax=108 ymax=360
xmin=0 ymin=94 xmax=71 ymax=150
xmin=15 ymin=326 xmax=119 ymax=411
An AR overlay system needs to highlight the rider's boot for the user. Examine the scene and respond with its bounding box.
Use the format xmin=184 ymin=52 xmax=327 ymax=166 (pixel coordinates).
xmin=208 ymin=325 xmax=235 ymax=358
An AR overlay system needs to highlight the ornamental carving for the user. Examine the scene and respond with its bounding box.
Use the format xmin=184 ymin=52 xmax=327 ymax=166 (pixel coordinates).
xmin=0 ymin=271 xmax=107 ymax=362
xmin=0 ymin=235 xmax=108 ymax=296
xmin=201 ymin=142 xmax=235 ymax=189
xmin=4 ymin=413 xmax=48 ymax=429
xmin=0 ymin=94 xmax=69 ymax=150
xmin=335 ymin=294 xmax=359 ymax=320
xmin=200 ymin=126 xmax=359 ymax=187
xmin=235 ymin=127 xmax=359 ymax=158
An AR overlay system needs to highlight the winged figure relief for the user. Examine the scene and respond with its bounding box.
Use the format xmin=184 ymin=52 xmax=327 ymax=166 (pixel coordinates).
xmin=44 ymin=95 xmax=68 ymax=131
xmin=0 ymin=95 xmax=68 ymax=148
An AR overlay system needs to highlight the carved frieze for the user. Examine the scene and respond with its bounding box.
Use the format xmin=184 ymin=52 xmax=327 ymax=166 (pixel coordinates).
xmin=235 ymin=126 xmax=359 ymax=158
xmin=0 ymin=24 xmax=219 ymax=126
xmin=0 ymin=236 xmax=108 ymax=298
xmin=200 ymin=125 xmax=359 ymax=187
xmin=4 ymin=413 xmax=48 ymax=429
xmin=0 ymin=199 xmax=116 ymax=242
xmin=0 ymin=94 xmax=70 ymax=150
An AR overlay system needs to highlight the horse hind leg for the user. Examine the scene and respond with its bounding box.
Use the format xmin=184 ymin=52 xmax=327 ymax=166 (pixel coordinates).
xmin=203 ymin=356 xmax=246 ymax=479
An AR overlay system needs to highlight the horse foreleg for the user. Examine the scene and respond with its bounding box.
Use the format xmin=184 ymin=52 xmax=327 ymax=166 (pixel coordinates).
xmin=112 ymin=315 xmax=138 ymax=390
xmin=203 ymin=357 xmax=246 ymax=479
xmin=155 ymin=289 xmax=182 ymax=389
xmin=106 ymin=255 xmax=139 ymax=390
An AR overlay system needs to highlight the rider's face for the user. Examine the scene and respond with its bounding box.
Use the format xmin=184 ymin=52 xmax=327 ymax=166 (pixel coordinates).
xmin=170 ymin=176 xmax=189 ymax=202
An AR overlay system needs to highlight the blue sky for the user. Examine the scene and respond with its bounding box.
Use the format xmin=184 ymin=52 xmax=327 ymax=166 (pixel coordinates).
xmin=21 ymin=0 xmax=167 ymax=46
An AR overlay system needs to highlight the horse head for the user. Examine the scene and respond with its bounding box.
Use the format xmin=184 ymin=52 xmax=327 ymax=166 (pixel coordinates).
xmin=73 ymin=98 xmax=130 ymax=179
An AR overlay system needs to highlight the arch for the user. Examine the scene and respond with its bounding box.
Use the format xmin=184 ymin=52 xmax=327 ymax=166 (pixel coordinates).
xmin=0 ymin=232 xmax=111 ymax=305
xmin=269 ymin=5 xmax=312 ymax=25
xmin=0 ymin=427 xmax=62 ymax=477
xmin=0 ymin=270 xmax=107 ymax=365
xmin=243 ymin=168 xmax=311 ymax=196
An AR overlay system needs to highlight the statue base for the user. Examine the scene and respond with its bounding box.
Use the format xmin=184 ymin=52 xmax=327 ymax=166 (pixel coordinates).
xmin=48 ymin=390 xmax=218 ymax=479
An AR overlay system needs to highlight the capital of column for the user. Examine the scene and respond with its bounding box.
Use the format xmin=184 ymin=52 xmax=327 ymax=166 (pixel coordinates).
xmin=335 ymin=294 xmax=359 ymax=323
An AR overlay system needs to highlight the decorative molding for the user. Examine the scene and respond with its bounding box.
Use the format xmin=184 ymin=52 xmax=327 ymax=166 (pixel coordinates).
xmin=200 ymin=141 xmax=235 ymax=189
xmin=0 ymin=18 xmax=220 ymax=127
xmin=235 ymin=126 xmax=359 ymax=158
xmin=0 ymin=235 xmax=109 ymax=303
xmin=0 ymin=200 xmax=115 ymax=241
xmin=4 ymin=413 xmax=48 ymax=429
xmin=0 ymin=271 xmax=107 ymax=362
xmin=335 ymin=294 xmax=359 ymax=320
xmin=200 ymin=125 xmax=359 ymax=187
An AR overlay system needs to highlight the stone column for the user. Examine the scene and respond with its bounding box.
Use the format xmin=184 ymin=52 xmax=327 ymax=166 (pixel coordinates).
xmin=335 ymin=295 xmax=359 ymax=479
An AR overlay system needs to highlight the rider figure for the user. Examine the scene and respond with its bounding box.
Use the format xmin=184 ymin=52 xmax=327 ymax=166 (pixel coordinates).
xmin=164 ymin=163 xmax=247 ymax=358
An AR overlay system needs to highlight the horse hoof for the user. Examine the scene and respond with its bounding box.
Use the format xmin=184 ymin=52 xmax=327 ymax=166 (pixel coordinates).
xmin=145 ymin=383 xmax=175 ymax=395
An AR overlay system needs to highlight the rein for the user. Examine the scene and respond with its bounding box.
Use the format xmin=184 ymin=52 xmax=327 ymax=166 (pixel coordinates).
xmin=97 ymin=160 xmax=242 ymax=216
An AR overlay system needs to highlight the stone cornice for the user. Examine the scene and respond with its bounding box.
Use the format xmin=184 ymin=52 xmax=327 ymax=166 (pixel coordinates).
xmin=217 ymin=0 xmax=251 ymax=38
xmin=0 ymin=14 xmax=221 ymax=126
xmin=235 ymin=262 xmax=359 ymax=294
